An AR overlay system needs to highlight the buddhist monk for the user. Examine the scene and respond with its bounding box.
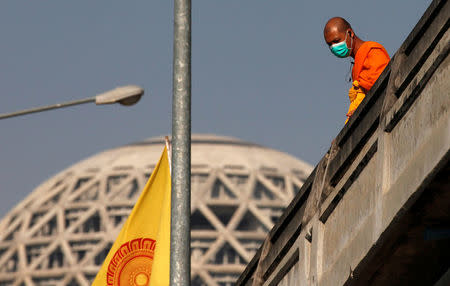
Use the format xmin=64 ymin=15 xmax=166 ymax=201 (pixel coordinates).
xmin=324 ymin=17 xmax=390 ymax=122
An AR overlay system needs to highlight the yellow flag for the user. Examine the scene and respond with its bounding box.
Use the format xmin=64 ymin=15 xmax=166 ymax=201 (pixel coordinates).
xmin=92 ymin=147 xmax=171 ymax=286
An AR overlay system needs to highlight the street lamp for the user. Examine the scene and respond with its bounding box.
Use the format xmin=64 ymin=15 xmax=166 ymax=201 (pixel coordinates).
xmin=0 ymin=85 xmax=144 ymax=120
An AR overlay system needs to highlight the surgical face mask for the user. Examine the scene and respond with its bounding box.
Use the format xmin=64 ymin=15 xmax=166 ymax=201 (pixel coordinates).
xmin=330 ymin=32 xmax=352 ymax=58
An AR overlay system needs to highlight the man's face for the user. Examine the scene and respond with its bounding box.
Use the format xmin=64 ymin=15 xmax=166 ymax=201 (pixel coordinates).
xmin=324 ymin=27 xmax=350 ymax=48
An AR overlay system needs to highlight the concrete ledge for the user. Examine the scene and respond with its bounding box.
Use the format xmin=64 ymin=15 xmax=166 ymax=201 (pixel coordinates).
xmin=236 ymin=0 xmax=450 ymax=284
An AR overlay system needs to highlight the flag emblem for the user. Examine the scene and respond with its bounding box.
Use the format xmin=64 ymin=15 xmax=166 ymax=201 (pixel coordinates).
xmin=107 ymin=237 xmax=157 ymax=286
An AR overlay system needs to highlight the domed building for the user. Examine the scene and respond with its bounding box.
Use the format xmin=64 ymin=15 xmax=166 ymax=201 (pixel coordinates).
xmin=0 ymin=135 xmax=312 ymax=286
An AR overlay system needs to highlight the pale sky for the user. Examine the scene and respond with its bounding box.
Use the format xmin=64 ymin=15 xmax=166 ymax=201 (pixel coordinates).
xmin=0 ymin=1 xmax=432 ymax=217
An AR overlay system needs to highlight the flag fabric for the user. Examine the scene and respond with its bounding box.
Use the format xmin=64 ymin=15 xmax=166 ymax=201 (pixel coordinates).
xmin=92 ymin=146 xmax=171 ymax=286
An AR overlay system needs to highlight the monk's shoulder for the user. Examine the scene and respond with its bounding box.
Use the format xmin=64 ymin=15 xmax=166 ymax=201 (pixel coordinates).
xmin=366 ymin=46 xmax=390 ymax=67
xmin=366 ymin=41 xmax=390 ymax=58
xmin=355 ymin=41 xmax=381 ymax=64
xmin=365 ymin=41 xmax=386 ymax=49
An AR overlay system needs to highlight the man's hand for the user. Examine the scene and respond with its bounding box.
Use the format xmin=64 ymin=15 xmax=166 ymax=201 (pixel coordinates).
xmin=346 ymin=80 xmax=365 ymax=123
xmin=348 ymin=83 xmax=359 ymax=102
xmin=346 ymin=109 xmax=355 ymax=118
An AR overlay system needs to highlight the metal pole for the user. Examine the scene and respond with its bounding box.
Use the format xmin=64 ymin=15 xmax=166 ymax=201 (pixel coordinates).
xmin=0 ymin=97 xmax=95 ymax=120
xmin=171 ymin=0 xmax=191 ymax=285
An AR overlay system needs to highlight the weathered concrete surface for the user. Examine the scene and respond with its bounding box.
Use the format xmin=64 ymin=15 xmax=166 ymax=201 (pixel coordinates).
xmin=237 ymin=0 xmax=450 ymax=285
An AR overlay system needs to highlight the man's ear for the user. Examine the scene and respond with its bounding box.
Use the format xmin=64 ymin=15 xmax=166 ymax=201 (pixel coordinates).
xmin=348 ymin=29 xmax=354 ymax=38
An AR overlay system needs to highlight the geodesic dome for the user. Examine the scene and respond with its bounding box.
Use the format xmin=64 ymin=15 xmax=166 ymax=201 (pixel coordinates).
xmin=0 ymin=135 xmax=312 ymax=286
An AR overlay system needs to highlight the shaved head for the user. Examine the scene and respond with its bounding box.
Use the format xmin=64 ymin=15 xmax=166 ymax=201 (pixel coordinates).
xmin=324 ymin=17 xmax=352 ymax=35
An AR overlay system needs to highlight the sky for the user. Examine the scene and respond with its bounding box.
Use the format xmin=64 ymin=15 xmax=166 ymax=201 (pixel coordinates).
xmin=0 ymin=1 xmax=432 ymax=217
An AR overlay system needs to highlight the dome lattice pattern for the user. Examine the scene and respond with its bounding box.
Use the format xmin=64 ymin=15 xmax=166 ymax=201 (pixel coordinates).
xmin=0 ymin=135 xmax=312 ymax=286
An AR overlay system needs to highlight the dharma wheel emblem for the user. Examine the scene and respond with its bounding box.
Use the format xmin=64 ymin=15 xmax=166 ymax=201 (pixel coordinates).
xmin=107 ymin=238 xmax=157 ymax=286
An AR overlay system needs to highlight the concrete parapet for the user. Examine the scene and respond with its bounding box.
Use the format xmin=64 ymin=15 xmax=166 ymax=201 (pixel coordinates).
xmin=237 ymin=0 xmax=450 ymax=285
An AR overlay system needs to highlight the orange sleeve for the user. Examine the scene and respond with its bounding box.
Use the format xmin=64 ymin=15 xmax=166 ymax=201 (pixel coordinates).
xmin=358 ymin=48 xmax=390 ymax=91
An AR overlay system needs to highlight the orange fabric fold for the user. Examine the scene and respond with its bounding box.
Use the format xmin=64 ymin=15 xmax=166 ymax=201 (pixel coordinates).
xmin=352 ymin=41 xmax=390 ymax=91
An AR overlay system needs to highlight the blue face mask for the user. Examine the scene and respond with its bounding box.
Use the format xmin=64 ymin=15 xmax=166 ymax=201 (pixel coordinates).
xmin=330 ymin=32 xmax=352 ymax=58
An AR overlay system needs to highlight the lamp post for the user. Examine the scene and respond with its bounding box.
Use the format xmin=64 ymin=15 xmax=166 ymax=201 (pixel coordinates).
xmin=0 ymin=85 xmax=144 ymax=120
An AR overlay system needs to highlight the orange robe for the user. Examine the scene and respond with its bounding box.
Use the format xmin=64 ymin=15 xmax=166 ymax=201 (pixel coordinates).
xmin=345 ymin=41 xmax=390 ymax=123
xmin=352 ymin=41 xmax=390 ymax=92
